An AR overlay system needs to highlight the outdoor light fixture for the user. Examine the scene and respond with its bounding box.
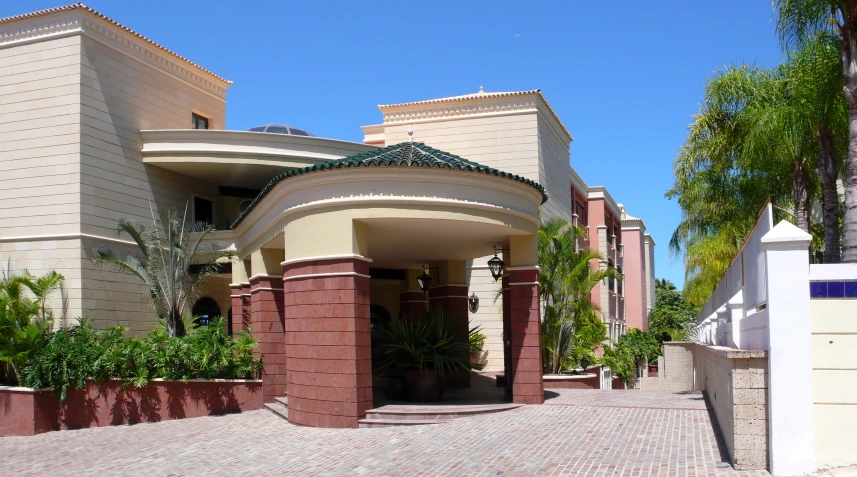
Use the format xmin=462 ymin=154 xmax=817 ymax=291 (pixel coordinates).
xmin=487 ymin=246 xmax=509 ymax=282
xmin=468 ymin=292 xmax=480 ymax=313
xmin=416 ymin=265 xmax=437 ymax=293
xmin=580 ymin=356 xmax=590 ymax=374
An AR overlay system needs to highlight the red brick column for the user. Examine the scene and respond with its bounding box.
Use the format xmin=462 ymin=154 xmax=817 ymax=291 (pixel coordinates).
xmin=230 ymin=285 xmax=244 ymax=335
xmin=508 ymin=268 xmax=544 ymax=404
xmin=249 ymin=276 xmax=286 ymax=403
xmin=399 ymin=290 xmax=427 ymax=319
xmin=428 ymin=285 xmax=470 ymax=387
xmin=283 ymin=258 xmax=372 ymax=428
xmin=502 ymin=274 xmax=512 ymax=399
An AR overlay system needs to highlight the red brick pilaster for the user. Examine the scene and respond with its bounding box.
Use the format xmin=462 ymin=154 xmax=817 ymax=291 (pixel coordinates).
xmin=249 ymin=276 xmax=285 ymax=403
xmin=240 ymin=284 xmax=251 ymax=335
xmin=399 ymin=291 xmax=427 ymax=319
xmin=427 ymin=284 xmax=470 ymax=387
xmin=502 ymin=274 xmax=512 ymax=399
xmin=283 ymin=258 xmax=372 ymax=428
xmin=230 ymin=285 xmax=244 ymax=335
xmin=508 ymin=268 xmax=544 ymax=404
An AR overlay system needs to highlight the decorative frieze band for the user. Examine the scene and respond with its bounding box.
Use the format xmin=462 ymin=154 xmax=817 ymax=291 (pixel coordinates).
xmin=282 ymin=271 xmax=371 ymax=282
xmin=0 ymin=10 xmax=229 ymax=99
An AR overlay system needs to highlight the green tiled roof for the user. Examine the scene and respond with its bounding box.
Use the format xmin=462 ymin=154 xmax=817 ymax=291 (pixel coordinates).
xmin=230 ymin=142 xmax=548 ymax=228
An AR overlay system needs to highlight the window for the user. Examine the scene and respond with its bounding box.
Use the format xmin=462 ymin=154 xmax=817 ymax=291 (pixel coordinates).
xmin=608 ymin=261 xmax=616 ymax=293
xmin=194 ymin=196 xmax=213 ymax=225
xmin=617 ymin=267 xmax=624 ymax=296
xmin=192 ymin=113 xmax=209 ymax=130
xmin=191 ymin=297 xmax=221 ymax=327
xmin=574 ymin=200 xmax=588 ymax=226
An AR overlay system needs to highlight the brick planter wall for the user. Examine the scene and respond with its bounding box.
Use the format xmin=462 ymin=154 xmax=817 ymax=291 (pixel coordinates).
xmin=0 ymin=379 xmax=263 ymax=437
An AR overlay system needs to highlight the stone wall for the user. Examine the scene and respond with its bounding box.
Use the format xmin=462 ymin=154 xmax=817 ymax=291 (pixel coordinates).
xmin=639 ymin=342 xmax=694 ymax=391
xmin=691 ymin=345 xmax=769 ymax=471
xmin=641 ymin=342 xmax=769 ymax=471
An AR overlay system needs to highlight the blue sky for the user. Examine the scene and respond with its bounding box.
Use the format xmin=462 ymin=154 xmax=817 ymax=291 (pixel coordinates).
xmin=7 ymin=1 xmax=785 ymax=287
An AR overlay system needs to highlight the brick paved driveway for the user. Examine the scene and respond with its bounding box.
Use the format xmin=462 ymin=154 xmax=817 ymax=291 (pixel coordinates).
xmin=2 ymin=389 xmax=771 ymax=476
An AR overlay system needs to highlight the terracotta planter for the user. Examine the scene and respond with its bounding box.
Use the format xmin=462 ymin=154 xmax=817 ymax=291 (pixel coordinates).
xmin=405 ymin=369 xmax=444 ymax=402
xmin=648 ymin=364 xmax=658 ymax=374
xmin=381 ymin=375 xmax=409 ymax=401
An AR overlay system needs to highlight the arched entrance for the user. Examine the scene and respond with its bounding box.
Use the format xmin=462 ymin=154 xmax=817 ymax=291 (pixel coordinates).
xmin=191 ymin=297 xmax=220 ymax=327
xmin=226 ymin=142 xmax=547 ymax=427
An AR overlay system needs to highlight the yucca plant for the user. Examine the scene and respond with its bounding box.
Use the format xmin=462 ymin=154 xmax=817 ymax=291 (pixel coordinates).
xmin=93 ymin=203 xmax=234 ymax=337
xmin=375 ymin=309 xmax=471 ymax=377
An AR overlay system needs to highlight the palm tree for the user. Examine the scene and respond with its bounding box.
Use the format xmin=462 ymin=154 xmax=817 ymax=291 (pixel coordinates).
xmin=93 ymin=204 xmax=234 ymax=337
xmin=538 ymin=217 xmax=617 ymax=374
xmin=655 ymin=278 xmax=677 ymax=293
xmin=668 ymin=66 xmax=799 ymax=304
xmin=27 ymin=271 xmax=64 ymax=325
xmin=787 ymin=32 xmax=848 ymax=262
xmin=775 ymin=0 xmax=857 ymax=262
xmin=0 ymin=270 xmax=63 ymax=384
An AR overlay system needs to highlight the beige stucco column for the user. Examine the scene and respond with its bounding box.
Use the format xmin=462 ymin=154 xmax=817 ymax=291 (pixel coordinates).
xmin=400 ymin=269 xmax=428 ymax=319
xmin=230 ymin=258 xmax=251 ymax=335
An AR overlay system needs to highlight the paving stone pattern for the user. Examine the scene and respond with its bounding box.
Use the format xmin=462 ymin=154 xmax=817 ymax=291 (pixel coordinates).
xmin=1 ymin=389 xmax=772 ymax=476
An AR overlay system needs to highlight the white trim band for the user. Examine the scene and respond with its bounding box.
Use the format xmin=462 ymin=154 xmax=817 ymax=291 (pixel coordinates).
xmin=250 ymin=287 xmax=284 ymax=294
xmin=249 ymin=274 xmax=284 ymax=281
xmin=506 ymin=265 xmax=541 ymax=271
xmin=0 ymin=232 xmax=137 ymax=246
xmin=509 ymin=282 xmax=540 ymax=286
xmin=281 ymin=254 xmax=373 ymax=266
xmin=283 ymin=271 xmax=371 ymax=281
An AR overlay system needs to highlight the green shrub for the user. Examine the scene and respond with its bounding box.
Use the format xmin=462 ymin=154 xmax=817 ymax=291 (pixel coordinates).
xmin=375 ymin=308 xmax=471 ymax=377
xmin=22 ymin=318 xmax=263 ymax=401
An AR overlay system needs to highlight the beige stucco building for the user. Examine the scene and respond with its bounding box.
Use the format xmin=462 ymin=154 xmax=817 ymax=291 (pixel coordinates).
xmin=0 ymin=4 xmax=656 ymax=427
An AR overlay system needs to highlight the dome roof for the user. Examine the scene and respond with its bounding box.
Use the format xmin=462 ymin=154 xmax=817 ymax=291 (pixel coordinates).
xmin=248 ymin=124 xmax=314 ymax=137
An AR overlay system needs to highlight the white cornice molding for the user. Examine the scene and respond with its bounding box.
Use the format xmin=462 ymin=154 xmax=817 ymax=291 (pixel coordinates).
xmin=0 ymin=11 xmax=230 ymax=101
xmin=0 ymin=232 xmax=136 ymax=246
xmin=381 ymin=98 xmax=540 ymax=125
xmin=281 ymin=254 xmax=373 ymax=267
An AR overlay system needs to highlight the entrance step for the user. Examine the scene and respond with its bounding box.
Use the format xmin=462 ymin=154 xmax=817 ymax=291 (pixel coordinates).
xmin=358 ymin=403 xmax=523 ymax=427
xmin=357 ymin=418 xmax=452 ymax=428
xmin=264 ymin=396 xmax=288 ymax=420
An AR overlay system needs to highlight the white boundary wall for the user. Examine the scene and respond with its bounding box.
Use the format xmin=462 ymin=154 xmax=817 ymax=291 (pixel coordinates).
xmin=693 ymin=204 xmax=820 ymax=476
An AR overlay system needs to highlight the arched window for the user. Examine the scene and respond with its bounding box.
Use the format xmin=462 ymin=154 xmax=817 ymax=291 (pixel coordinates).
xmin=238 ymin=200 xmax=253 ymax=215
xmin=192 ymin=297 xmax=221 ymax=327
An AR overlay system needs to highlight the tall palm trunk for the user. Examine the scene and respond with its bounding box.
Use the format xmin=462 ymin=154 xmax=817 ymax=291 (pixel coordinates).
xmin=793 ymin=160 xmax=811 ymax=232
xmin=817 ymin=130 xmax=842 ymax=262
xmin=841 ymin=30 xmax=857 ymax=262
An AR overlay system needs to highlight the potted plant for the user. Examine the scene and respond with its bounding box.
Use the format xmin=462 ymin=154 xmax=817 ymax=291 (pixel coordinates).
xmin=469 ymin=324 xmax=487 ymax=371
xmin=375 ymin=309 xmax=470 ymax=402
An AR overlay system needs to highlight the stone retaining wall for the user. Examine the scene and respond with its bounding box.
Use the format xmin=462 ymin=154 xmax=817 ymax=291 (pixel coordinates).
xmin=690 ymin=344 xmax=768 ymax=471
xmin=0 ymin=379 xmax=263 ymax=436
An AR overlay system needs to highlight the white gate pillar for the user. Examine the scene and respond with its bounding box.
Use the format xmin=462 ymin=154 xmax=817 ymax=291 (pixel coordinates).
xmin=761 ymin=221 xmax=816 ymax=476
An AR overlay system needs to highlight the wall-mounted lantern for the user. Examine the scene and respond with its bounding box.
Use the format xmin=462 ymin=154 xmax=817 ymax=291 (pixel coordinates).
xmin=416 ymin=265 xmax=437 ymax=293
xmin=488 ymin=246 xmax=509 ymax=282
xmin=468 ymin=292 xmax=480 ymax=313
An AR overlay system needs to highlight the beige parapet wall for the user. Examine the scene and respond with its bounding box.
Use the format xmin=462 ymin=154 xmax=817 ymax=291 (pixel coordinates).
xmin=645 ymin=342 xmax=769 ymax=471
xmin=810 ymin=296 xmax=857 ymax=468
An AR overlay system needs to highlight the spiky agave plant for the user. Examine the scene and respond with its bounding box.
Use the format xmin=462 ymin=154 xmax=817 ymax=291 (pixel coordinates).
xmin=93 ymin=203 xmax=234 ymax=337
